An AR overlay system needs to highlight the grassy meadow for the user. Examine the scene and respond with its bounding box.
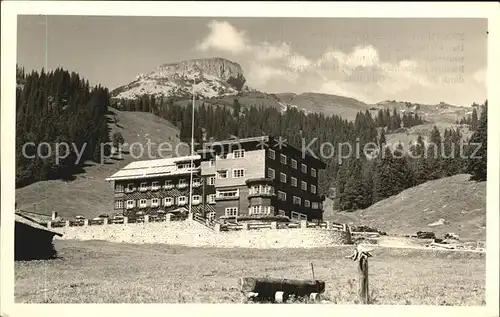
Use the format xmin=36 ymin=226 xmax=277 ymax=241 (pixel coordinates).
xmin=15 ymin=240 xmax=485 ymax=305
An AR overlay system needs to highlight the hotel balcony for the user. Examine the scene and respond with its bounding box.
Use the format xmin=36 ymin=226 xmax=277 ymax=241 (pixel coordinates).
xmin=151 ymin=186 xmax=160 ymax=191
xmin=177 ymin=183 xmax=188 ymax=189
xmin=164 ymin=184 xmax=174 ymax=190
xmin=215 ymin=195 xmax=240 ymax=201
xmin=139 ymin=187 xmax=148 ymax=192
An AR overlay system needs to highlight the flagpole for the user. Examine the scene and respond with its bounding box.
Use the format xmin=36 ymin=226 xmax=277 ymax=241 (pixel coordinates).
xmin=188 ymin=78 xmax=195 ymax=217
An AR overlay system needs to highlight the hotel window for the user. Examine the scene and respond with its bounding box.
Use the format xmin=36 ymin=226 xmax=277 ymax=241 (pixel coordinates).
xmin=126 ymin=183 xmax=135 ymax=193
xmin=301 ymin=163 xmax=307 ymax=173
xmin=301 ymin=181 xmax=307 ymax=191
xmin=193 ymin=178 xmax=202 ymax=187
xmin=126 ymin=200 xmax=135 ymax=209
xmin=233 ymin=149 xmax=245 ymax=159
xmin=311 ymin=168 xmax=317 ymax=178
xmin=249 ymin=205 xmax=273 ymax=215
xmin=311 ymin=185 xmax=317 ymax=194
xmin=291 ymin=159 xmax=298 ymax=169
xmin=280 ymin=154 xmax=287 ymax=165
xmin=291 ymin=211 xmax=307 ymax=220
xmin=291 ymin=177 xmax=297 ymax=187
xmin=192 ymin=195 xmax=201 ymax=205
xmin=233 ymin=168 xmax=245 ymax=178
xmin=140 ymin=182 xmax=148 ymax=191
xmin=217 ymin=170 xmax=228 ymax=179
xmin=268 ymin=149 xmax=275 ymax=159
xmin=277 ymin=191 xmax=287 ymax=201
xmin=164 ymin=180 xmax=173 ymax=189
xmin=177 ymin=196 xmax=187 ymax=206
xmin=293 ymin=196 xmax=302 ymax=205
xmin=216 ymin=189 xmax=239 ymax=199
xmin=225 ymin=207 xmax=238 ymax=217
xmin=178 ymin=179 xmax=188 ymax=188
xmin=250 ymin=185 xmax=274 ymax=195
xmin=164 ymin=197 xmax=173 ymax=206
xmin=312 ymin=202 xmax=319 ymax=209
xmin=305 ymin=200 xmax=311 ymax=208
xmin=268 ymin=168 xmax=275 ymax=179
xmin=208 ymin=194 xmax=216 ymax=204
xmin=115 ymin=200 xmax=123 ymax=209
xmin=207 ymin=176 xmax=216 ymax=185
xmin=151 ymin=198 xmax=159 ymax=208
xmin=151 ymin=181 xmax=160 ymax=190
xmin=139 ymin=199 xmax=148 ymax=208
xmin=115 ymin=184 xmax=124 ymax=193
xmin=280 ymin=172 xmax=287 ymax=183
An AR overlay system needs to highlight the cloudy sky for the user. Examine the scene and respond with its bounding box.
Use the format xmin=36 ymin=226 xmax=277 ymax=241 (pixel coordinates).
xmin=18 ymin=16 xmax=487 ymax=106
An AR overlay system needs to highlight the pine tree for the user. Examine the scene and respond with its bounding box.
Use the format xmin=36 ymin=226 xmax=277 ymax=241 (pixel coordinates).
xmin=339 ymin=159 xmax=365 ymax=211
xmin=466 ymin=101 xmax=487 ymax=181
xmin=471 ymin=108 xmax=479 ymax=131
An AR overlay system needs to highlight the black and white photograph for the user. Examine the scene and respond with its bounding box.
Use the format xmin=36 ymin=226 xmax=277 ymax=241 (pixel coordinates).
xmin=1 ymin=2 xmax=499 ymax=316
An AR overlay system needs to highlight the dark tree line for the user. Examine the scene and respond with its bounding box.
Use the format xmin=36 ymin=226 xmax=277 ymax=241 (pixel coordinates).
xmin=375 ymin=108 xmax=424 ymax=131
xmin=335 ymin=101 xmax=487 ymax=211
xmin=16 ymin=66 xmax=111 ymax=188
xmin=457 ymin=104 xmax=481 ymax=131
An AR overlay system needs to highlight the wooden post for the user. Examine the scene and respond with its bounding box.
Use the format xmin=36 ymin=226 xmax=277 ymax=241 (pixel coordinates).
xmin=346 ymin=246 xmax=373 ymax=304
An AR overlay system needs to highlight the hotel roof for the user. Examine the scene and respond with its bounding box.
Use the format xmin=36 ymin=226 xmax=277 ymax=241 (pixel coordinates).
xmin=105 ymin=155 xmax=201 ymax=181
xmin=203 ymin=135 xmax=326 ymax=167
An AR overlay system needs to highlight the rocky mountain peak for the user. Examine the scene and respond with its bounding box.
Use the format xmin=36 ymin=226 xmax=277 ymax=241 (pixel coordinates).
xmin=111 ymin=57 xmax=247 ymax=100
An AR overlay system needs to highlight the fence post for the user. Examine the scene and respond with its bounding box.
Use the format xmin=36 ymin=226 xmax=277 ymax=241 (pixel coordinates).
xmin=300 ymin=220 xmax=308 ymax=229
xmin=65 ymin=220 xmax=70 ymax=227
xmin=144 ymin=215 xmax=149 ymax=223
xmin=270 ymin=221 xmax=277 ymax=229
xmin=103 ymin=218 xmax=108 ymax=225
xmin=84 ymin=219 xmax=89 ymax=226
xmin=326 ymin=221 xmax=332 ymax=229
xmin=123 ymin=216 xmax=128 ymax=224
xmin=214 ymin=223 xmax=221 ymax=232
xmin=242 ymin=223 xmax=249 ymax=230
xmin=346 ymin=246 xmax=373 ymax=304
xmin=166 ymin=214 xmax=172 ymax=222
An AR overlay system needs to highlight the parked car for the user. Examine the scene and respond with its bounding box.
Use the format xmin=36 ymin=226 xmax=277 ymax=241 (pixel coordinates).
xmin=112 ymin=214 xmax=124 ymax=224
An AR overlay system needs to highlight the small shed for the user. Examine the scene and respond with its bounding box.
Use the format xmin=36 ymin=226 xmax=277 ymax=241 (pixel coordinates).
xmin=15 ymin=212 xmax=63 ymax=261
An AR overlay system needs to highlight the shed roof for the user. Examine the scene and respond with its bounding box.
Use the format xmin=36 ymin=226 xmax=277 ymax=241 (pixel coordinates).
xmin=15 ymin=213 xmax=63 ymax=236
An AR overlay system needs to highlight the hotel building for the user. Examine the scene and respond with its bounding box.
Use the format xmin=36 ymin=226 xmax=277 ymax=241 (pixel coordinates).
xmin=106 ymin=136 xmax=326 ymax=221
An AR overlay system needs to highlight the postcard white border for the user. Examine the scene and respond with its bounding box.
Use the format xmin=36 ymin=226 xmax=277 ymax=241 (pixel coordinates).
xmin=1 ymin=2 xmax=499 ymax=317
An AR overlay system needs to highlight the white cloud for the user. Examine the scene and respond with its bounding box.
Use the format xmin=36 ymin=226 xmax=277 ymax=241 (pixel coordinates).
xmin=254 ymin=42 xmax=292 ymax=61
xmin=246 ymin=63 xmax=298 ymax=85
xmin=196 ymin=20 xmax=249 ymax=53
xmin=196 ymin=21 xmax=441 ymax=103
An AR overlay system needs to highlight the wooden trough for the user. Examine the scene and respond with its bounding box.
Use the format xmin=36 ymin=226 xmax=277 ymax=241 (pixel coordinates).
xmin=240 ymin=277 xmax=325 ymax=303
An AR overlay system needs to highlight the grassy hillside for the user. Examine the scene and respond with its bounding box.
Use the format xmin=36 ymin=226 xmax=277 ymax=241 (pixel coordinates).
xmin=385 ymin=123 xmax=474 ymax=151
xmin=15 ymin=108 xmax=190 ymax=220
xmin=324 ymin=174 xmax=486 ymax=241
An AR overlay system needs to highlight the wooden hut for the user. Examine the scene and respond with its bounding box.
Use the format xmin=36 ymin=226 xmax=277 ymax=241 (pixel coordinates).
xmin=15 ymin=212 xmax=63 ymax=261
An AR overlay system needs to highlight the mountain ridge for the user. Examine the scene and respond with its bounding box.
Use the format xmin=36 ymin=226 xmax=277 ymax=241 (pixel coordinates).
xmin=111 ymin=57 xmax=476 ymax=123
